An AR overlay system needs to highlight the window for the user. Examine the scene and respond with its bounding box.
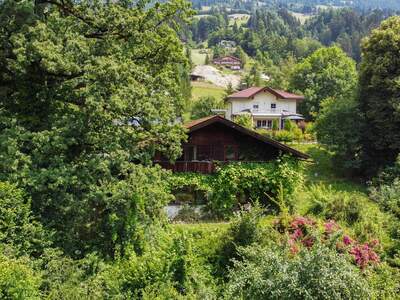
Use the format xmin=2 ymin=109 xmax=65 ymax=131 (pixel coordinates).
xmin=271 ymin=103 xmax=276 ymax=109
xmin=253 ymin=104 xmax=259 ymax=110
xmin=267 ymin=120 xmax=272 ymax=128
xmin=257 ymin=120 xmax=262 ymax=128
xmin=262 ymin=120 xmax=267 ymax=127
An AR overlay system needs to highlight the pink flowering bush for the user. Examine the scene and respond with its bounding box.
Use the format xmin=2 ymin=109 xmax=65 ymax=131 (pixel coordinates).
xmin=277 ymin=215 xmax=380 ymax=269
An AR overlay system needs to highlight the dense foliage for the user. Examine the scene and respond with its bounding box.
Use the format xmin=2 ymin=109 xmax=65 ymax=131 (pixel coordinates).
xmin=0 ymin=0 xmax=400 ymax=298
xmin=314 ymin=96 xmax=362 ymax=173
xmin=289 ymin=46 xmax=357 ymax=120
xmin=169 ymin=157 xmax=304 ymax=218
xmin=358 ymin=16 xmax=400 ymax=176
xmin=0 ymin=0 xmax=191 ymax=258
xmin=225 ymin=244 xmax=371 ymax=299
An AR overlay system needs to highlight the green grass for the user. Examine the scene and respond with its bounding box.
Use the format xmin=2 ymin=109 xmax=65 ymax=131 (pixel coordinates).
xmin=228 ymin=14 xmax=250 ymax=26
xmin=289 ymin=12 xmax=312 ymax=25
xmin=169 ymin=143 xmax=396 ymax=251
xmin=191 ymin=81 xmax=225 ymax=101
xmin=191 ymin=49 xmax=209 ymax=66
xmin=292 ymin=143 xmax=366 ymax=192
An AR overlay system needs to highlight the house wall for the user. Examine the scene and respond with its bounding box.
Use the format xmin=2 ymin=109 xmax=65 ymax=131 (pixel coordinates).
xmin=179 ymin=123 xmax=280 ymax=161
xmin=228 ymin=91 xmax=297 ymax=117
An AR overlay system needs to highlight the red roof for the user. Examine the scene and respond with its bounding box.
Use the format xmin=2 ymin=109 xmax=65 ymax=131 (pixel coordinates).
xmin=183 ymin=115 xmax=309 ymax=160
xmin=228 ymin=87 xmax=304 ymax=100
xmin=184 ymin=115 xmax=216 ymax=129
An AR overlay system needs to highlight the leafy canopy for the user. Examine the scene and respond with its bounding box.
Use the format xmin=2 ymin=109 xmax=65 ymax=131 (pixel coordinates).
xmin=0 ymin=0 xmax=192 ymax=258
xmin=289 ymin=46 xmax=357 ymax=120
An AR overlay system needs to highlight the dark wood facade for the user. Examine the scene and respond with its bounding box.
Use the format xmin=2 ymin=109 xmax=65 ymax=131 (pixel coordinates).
xmin=155 ymin=116 xmax=309 ymax=174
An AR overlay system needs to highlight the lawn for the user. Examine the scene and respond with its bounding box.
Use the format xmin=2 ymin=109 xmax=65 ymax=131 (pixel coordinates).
xmin=228 ymin=14 xmax=250 ymax=26
xmin=191 ymin=49 xmax=210 ymax=66
xmin=191 ymin=81 xmax=225 ymax=101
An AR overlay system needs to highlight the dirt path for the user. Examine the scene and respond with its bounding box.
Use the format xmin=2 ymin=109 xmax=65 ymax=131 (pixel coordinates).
xmin=191 ymin=65 xmax=241 ymax=88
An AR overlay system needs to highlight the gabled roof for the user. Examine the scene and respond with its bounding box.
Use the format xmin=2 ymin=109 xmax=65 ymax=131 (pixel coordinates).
xmin=184 ymin=115 xmax=309 ymax=160
xmin=227 ymin=86 xmax=304 ymax=100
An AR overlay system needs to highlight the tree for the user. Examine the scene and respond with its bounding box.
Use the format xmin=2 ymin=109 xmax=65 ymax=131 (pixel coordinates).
xmin=292 ymin=37 xmax=322 ymax=59
xmin=289 ymin=46 xmax=357 ymax=120
xmin=250 ymin=63 xmax=262 ymax=87
xmin=234 ymin=46 xmax=247 ymax=67
xmin=234 ymin=114 xmax=253 ymax=129
xmin=0 ymin=182 xmax=49 ymax=256
xmin=358 ymin=16 xmax=400 ymax=175
xmin=314 ymin=96 xmax=363 ymax=174
xmin=224 ymin=82 xmax=235 ymax=101
xmin=205 ymin=54 xmax=210 ymax=65
xmin=191 ymin=96 xmax=223 ymax=119
xmin=0 ymin=0 xmax=191 ymax=258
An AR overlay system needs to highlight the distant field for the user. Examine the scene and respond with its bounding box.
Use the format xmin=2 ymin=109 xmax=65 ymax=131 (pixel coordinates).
xmin=228 ymin=14 xmax=250 ymax=26
xmin=191 ymin=81 xmax=225 ymax=101
xmin=316 ymin=5 xmax=343 ymax=10
xmin=191 ymin=49 xmax=209 ymax=65
xmin=200 ymin=6 xmax=211 ymax=12
xmin=290 ymin=12 xmax=313 ymax=24
xmin=193 ymin=14 xmax=211 ymax=19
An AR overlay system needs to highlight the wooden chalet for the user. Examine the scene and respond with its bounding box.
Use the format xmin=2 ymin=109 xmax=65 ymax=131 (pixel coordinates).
xmin=155 ymin=115 xmax=309 ymax=174
xmin=212 ymin=55 xmax=242 ymax=69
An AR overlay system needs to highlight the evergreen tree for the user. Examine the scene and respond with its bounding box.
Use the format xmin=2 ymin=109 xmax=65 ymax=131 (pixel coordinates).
xmin=205 ymin=53 xmax=210 ymax=65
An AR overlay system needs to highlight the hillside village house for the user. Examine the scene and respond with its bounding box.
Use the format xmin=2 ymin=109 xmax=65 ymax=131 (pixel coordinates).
xmin=155 ymin=115 xmax=309 ymax=174
xmin=226 ymin=86 xmax=305 ymax=129
xmin=213 ymin=55 xmax=242 ymax=70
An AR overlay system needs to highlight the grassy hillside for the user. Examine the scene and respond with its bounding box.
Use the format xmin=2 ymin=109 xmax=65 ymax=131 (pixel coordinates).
xmin=191 ymin=49 xmax=209 ymax=65
xmin=191 ymin=81 xmax=226 ymax=101
xmin=171 ymin=143 xmax=394 ymax=249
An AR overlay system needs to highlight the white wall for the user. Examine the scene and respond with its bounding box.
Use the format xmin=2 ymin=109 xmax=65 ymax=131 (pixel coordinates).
xmin=228 ymin=91 xmax=297 ymax=117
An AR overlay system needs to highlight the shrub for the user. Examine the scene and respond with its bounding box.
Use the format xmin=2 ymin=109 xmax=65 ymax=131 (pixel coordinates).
xmin=168 ymin=157 xmax=304 ymax=219
xmin=0 ymin=182 xmax=49 ymax=255
xmin=370 ymin=179 xmax=400 ymax=219
xmin=274 ymin=129 xmax=294 ymax=142
xmin=209 ymin=158 xmax=304 ymax=217
xmin=216 ymin=204 xmax=264 ymax=277
xmin=103 ymin=229 xmax=217 ymax=299
xmin=233 ymin=114 xmax=253 ymax=129
xmin=38 ymin=250 xmax=108 ymax=299
xmin=173 ymin=205 xmax=202 ymax=222
xmin=307 ymin=185 xmax=363 ymax=225
xmin=191 ymin=96 xmax=224 ymax=120
xmin=368 ymin=263 xmax=400 ymax=299
xmin=225 ymin=244 xmax=371 ymax=299
xmin=0 ymin=253 xmax=41 ymax=300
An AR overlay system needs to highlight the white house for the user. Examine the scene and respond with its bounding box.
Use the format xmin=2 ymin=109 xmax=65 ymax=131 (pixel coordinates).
xmin=225 ymin=86 xmax=305 ymax=129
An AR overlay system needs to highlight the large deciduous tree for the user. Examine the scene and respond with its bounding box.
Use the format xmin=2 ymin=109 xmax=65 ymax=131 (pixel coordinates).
xmin=0 ymin=0 xmax=191 ymax=258
xmin=314 ymin=96 xmax=363 ymax=174
xmin=358 ymin=16 xmax=400 ymax=175
xmin=289 ymin=46 xmax=357 ymax=120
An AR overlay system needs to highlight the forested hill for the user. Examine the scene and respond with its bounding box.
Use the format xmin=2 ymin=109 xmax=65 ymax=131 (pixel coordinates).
xmin=185 ymin=4 xmax=394 ymax=64
xmin=191 ymin=0 xmax=400 ymax=11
